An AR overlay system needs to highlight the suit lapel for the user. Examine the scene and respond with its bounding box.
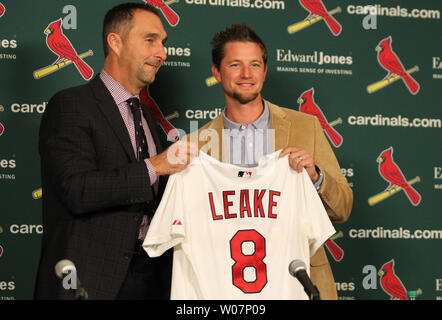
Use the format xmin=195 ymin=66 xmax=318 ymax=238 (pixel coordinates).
xmin=89 ymin=76 xmax=136 ymax=162
xmin=268 ymin=101 xmax=291 ymax=151
xmin=198 ymin=114 xmax=227 ymax=162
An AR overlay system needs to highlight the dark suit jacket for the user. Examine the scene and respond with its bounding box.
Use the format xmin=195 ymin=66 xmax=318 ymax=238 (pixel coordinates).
xmin=34 ymin=76 xmax=169 ymax=299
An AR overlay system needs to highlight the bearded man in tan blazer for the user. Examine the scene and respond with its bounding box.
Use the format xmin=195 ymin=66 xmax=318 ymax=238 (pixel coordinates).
xmin=189 ymin=24 xmax=353 ymax=300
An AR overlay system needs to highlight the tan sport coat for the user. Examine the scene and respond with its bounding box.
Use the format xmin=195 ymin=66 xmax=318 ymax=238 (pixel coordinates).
xmin=188 ymin=100 xmax=353 ymax=300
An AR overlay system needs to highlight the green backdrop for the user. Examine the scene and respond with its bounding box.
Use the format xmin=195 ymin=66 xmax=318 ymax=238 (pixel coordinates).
xmin=0 ymin=0 xmax=441 ymax=300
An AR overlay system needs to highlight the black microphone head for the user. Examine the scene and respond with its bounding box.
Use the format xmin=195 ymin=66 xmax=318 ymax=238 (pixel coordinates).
xmin=288 ymin=259 xmax=307 ymax=277
xmin=54 ymin=259 xmax=76 ymax=279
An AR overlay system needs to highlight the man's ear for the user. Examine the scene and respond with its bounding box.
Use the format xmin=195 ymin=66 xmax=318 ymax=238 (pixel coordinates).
xmin=212 ymin=64 xmax=221 ymax=83
xmin=107 ymin=32 xmax=122 ymax=57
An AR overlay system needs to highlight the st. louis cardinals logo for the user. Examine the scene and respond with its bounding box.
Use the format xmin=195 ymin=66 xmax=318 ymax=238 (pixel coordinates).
xmin=288 ymin=0 xmax=342 ymax=36
xmin=379 ymin=259 xmax=408 ymax=300
xmin=297 ymin=88 xmax=343 ymax=148
xmin=140 ymin=87 xmax=181 ymax=142
xmin=367 ymin=36 xmax=420 ymax=95
xmin=0 ymin=122 xmax=4 ymax=136
xmin=144 ymin=0 xmax=180 ymax=27
xmin=0 ymin=2 xmax=6 ymax=18
xmin=324 ymin=231 xmax=344 ymax=261
xmin=33 ymin=19 xmax=94 ymax=80
xmin=368 ymin=147 xmax=421 ymax=206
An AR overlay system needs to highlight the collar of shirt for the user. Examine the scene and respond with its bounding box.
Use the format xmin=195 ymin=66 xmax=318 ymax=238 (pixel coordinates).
xmin=222 ymin=99 xmax=270 ymax=131
xmin=99 ymin=70 xmax=139 ymax=104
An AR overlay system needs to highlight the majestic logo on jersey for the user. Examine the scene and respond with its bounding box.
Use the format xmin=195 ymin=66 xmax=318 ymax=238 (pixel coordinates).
xmin=287 ymin=0 xmax=342 ymax=35
xmin=367 ymin=36 xmax=420 ymax=95
xmin=368 ymin=147 xmax=421 ymax=206
xmin=0 ymin=2 xmax=6 ymax=17
xmin=297 ymin=88 xmax=343 ymax=148
xmin=324 ymin=231 xmax=344 ymax=261
xmin=140 ymin=87 xmax=180 ymax=141
xmin=172 ymin=219 xmax=182 ymax=226
xmin=144 ymin=0 xmax=180 ymax=27
xmin=33 ymin=19 xmax=94 ymax=80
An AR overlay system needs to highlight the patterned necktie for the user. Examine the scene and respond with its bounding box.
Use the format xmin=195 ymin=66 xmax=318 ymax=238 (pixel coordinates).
xmin=127 ymin=97 xmax=152 ymax=241
xmin=127 ymin=97 xmax=150 ymax=161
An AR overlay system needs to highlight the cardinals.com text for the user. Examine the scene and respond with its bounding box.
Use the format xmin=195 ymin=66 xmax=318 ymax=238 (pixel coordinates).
xmin=349 ymin=227 xmax=442 ymax=240
xmin=184 ymin=0 xmax=285 ymax=10
xmin=347 ymin=115 xmax=441 ymax=129
xmin=347 ymin=5 xmax=440 ymax=20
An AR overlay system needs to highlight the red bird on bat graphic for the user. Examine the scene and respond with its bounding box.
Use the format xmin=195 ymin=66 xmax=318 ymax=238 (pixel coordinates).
xmin=0 ymin=2 xmax=5 ymax=17
xmin=377 ymin=147 xmax=421 ymax=206
xmin=379 ymin=259 xmax=408 ymax=300
xmin=299 ymin=0 xmax=342 ymax=35
xmin=297 ymin=88 xmax=343 ymax=147
xmin=140 ymin=87 xmax=180 ymax=142
xmin=376 ymin=36 xmax=419 ymax=95
xmin=44 ymin=19 xmax=93 ymax=80
xmin=144 ymin=0 xmax=179 ymax=26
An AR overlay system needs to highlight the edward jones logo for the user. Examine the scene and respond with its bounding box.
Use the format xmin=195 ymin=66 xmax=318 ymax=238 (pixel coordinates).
xmin=0 ymin=158 xmax=16 ymax=180
xmin=33 ymin=19 xmax=94 ymax=80
xmin=368 ymin=147 xmax=421 ymax=206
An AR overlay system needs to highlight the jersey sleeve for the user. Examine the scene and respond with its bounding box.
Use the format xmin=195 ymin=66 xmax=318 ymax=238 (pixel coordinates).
xmin=300 ymin=169 xmax=336 ymax=256
xmin=143 ymin=173 xmax=185 ymax=257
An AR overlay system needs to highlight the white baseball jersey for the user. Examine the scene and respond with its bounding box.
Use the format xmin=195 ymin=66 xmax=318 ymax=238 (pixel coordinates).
xmin=143 ymin=150 xmax=335 ymax=300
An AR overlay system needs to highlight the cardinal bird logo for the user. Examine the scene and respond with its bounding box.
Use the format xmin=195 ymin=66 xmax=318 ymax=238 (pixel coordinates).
xmin=324 ymin=231 xmax=344 ymax=262
xmin=0 ymin=122 xmax=4 ymax=136
xmin=297 ymin=0 xmax=342 ymax=35
xmin=297 ymin=88 xmax=343 ymax=148
xmin=369 ymin=36 xmax=420 ymax=95
xmin=377 ymin=147 xmax=421 ymax=206
xmin=42 ymin=19 xmax=93 ymax=80
xmin=0 ymin=245 xmax=3 ymax=257
xmin=379 ymin=259 xmax=408 ymax=300
xmin=140 ymin=87 xmax=181 ymax=142
xmin=144 ymin=0 xmax=180 ymax=27
xmin=0 ymin=2 xmax=6 ymax=18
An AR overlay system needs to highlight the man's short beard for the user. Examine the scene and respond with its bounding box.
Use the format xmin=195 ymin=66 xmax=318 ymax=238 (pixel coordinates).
xmin=231 ymin=91 xmax=259 ymax=105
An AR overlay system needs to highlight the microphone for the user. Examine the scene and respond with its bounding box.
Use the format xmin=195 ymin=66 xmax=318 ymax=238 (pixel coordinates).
xmin=288 ymin=259 xmax=321 ymax=300
xmin=55 ymin=259 xmax=89 ymax=300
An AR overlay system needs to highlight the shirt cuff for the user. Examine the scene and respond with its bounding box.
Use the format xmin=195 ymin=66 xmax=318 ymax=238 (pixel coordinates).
xmin=314 ymin=166 xmax=324 ymax=191
xmin=144 ymin=159 xmax=158 ymax=186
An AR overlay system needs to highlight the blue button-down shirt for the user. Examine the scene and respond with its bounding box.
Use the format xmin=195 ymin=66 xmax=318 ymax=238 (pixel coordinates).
xmin=223 ymin=100 xmax=323 ymax=190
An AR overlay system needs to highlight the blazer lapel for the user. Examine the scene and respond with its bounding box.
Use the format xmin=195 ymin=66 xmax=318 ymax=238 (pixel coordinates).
xmin=268 ymin=101 xmax=291 ymax=151
xmin=89 ymin=76 xmax=136 ymax=162
xmin=198 ymin=114 xmax=227 ymax=162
